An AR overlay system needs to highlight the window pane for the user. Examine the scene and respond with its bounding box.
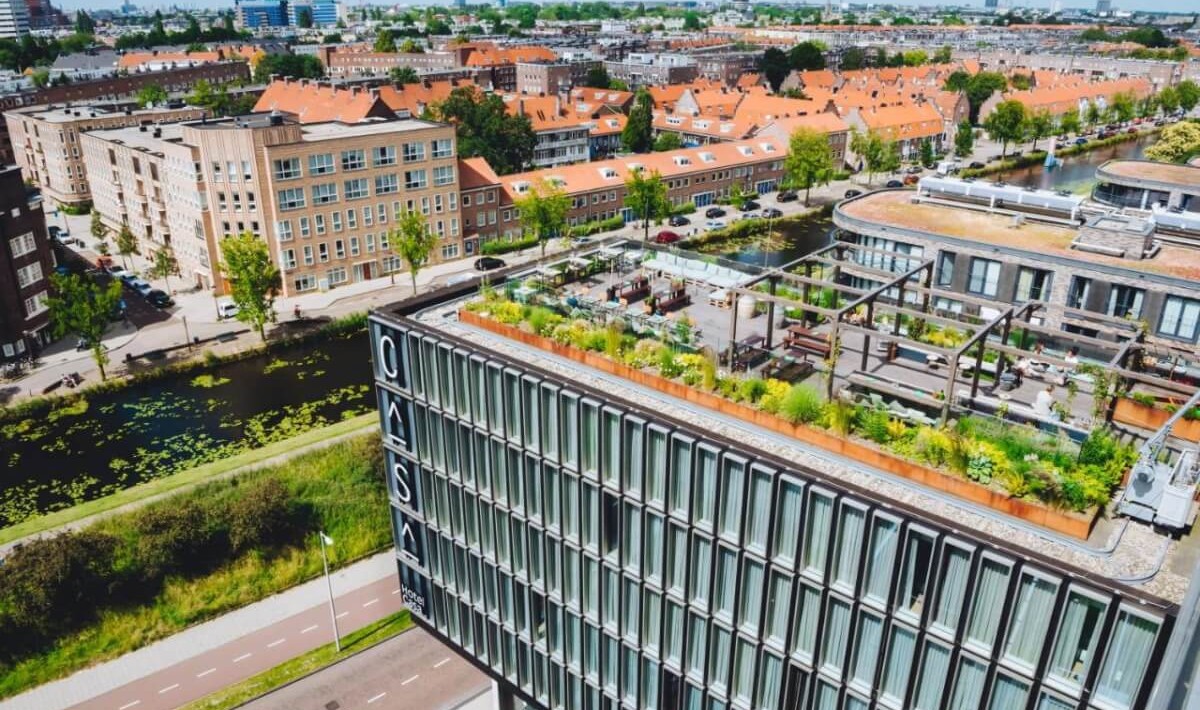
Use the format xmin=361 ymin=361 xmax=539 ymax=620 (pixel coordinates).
xmin=693 ymin=446 xmax=718 ymax=529
xmin=717 ymin=456 xmax=745 ymax=542
xmin=1048 ymin=591 xmax=1106 ymax=688
xmin=803 ymin=494 xmax=833 ymax=576
xmin=1003 ymin=574 xmax=1058 ymax=668
xmin=773 ymin=478 xmax=804 ymax=567
xmin=1094 ymin=611 xmax=1159 ymax=709
xmin=791 ymin=585 xmax=821 ymax=663
xmin=988 ymin=676 xmax=1029 ymax=710
xmin=850 ymin=613 xmax=883 ymax=689
xmin=948 ymin=657 xmax=986 ymax=710
xmin=764 ymin=572 xmax=792 ymax=646
xmin=863 ymin=517 xmax=898 ymax=604
xmin=821 ymin=598 xmax=851 ymax=676
xmin=756 ymin=653 xmax=783 ymax=710
xmin=880 ymin=625 xmax=917 ymax=703
xmin=738 ymin=558 xmax=765 ymax=636
xmin=833 ymin=506 xmax=866 ymax=590
xmin=932 ymin=545 xmax=971 ymax=631
xmin=713 ymin=547 xmax=738 ymax=621
xmin=709 ymin=626 xmax=732 ymax=694
xmin=686 ymin=612 xmax=707 ymax=680
xmin=731 ymin=637 xmax=756 ymax=703
xmin=744 ymin=468 xmax=772 ymax=554
xmin=966 ymin=558 xmax=1010 ymax=651
xmin=913 ymin=642 xmax=950 ymax=710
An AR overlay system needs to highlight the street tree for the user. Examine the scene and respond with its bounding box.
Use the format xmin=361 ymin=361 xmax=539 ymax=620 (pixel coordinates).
xmin=839 ymin=47 xmax=867 ymax=70
xmin=1156 ymin=86 xmax=1179 ymax=114
xmin=622 ymin=89 xmax=654 ymax=153
xmin=374 ymin=29 xmax=396 ymax=53
xmin=47 ymin=273 xmax=122 ymax=379
xmin=760 ymin=47 xmax=790 ymax=93
xmin=954 ymin=120 xmax=974 ymax=157
xmin=1026 ymin=109 xmax=1055 ymax=152
xmin=115 ymin=223 xmax=139 ymax=269
xmin=219 ymin=232 xmax=281 ymax=341
xmin=513 ymin=179 xmax=570 ymax=256
xmin=136 ymin=84 xmax=167 ymax=108
xmin=391 ymin=210 xmax=437 ymax=294
xmin=653 ymin=132 xmax=682 ymax=152
xmin=89 ymin=211 xmax=107 ymax=242
xmin=147 ymin=247 xmax=179 ymax=293
xmin=1085 ymin=101 xmax=1103 ymax=128
xmin=1059 ymin=107 xmax=1081 ymax=135
xmin=788 ymin=41 xmax=825 ymax=71
xmin=918 ymin=138 xmax=935 ymax=167
xmin=1176 ymin=80 xmax=1200 ymax=113
xmin=961 ymin=71 xmax=1007 ymax=122
xmin=1111 ymin=91 xmax=1136 ymax=124
xmin=849 ymin=129 xmax=899 ymax=185
xmin=585 ymin=65 xmax=611 ymax=89
xmin=1145 ymin=122 xmax=1200 ymax=164
xmin=982 ymin=100 xmax=1028 ymax=158
xmin=390 ymin=66 xmax=419 ymax=84
xmin=75 ymin=10 xmax=95 ymax=34
xmin=399 ymin=38 xmax=423 ymax=53
xmin=432 ymin=87 xmax=535 ymax=175
xmin=624 ymin=169 xmax=669 ymax=241
xmin=783 ymin=128 xmax=833 ymax=206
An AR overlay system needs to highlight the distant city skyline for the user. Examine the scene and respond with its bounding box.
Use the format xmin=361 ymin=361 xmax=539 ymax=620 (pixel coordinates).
xmin=49 ymin=0 xmax=1200 ymax=16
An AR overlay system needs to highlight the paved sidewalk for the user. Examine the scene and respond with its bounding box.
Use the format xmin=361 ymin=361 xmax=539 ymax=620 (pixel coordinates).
xmin=0 ymin=552 xmax=396 ymax=710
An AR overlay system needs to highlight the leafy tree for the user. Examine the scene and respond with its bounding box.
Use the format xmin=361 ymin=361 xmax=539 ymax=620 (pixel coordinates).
xmin=253 ymin=54 xmax=323 ymax=83
xmin=398 ymin=38 xmax=424 ymax=53
xmin=901 ymin=50 xmax=928 ymax=67
xmin=75 ymin=10 xmax=96 ymax=34
xmin=1085 ymin=101 xmax=1103 ymax=128
xmin=839 ymin=46 xmax=867 ymax=70
xmin=391 ymin=209 xmax=437 ymax=294
xmin=390 ymin=66 xmax=419 ymax=84
xmin=90 ymin=210 xmax=107 ymax=242
xmin=609 ymin=79 xmax=629 ymax=92
xmin=954 ymin=120 xmax=974 ymax=158
xmin=1137 ymin=95 xmax=1157 ymax=119
xmin=296 ymin=7 xmax=312 ymax=28
xmin=115 ymin=223 xmax=139 ymax=269
xmin=1157 ymin=86 xmax=1180 ymax=114
xmin=1175 ymin=80 xmax=1199 ymax=113
xmin=932 ymin=45 xmax=952 ymax=64
xmin=136 ymin=84 xmax=167 ymax=108
xmin=1111 ymin=91 xmax=1136 ymax=124
xmin=219 ymin=232 xmax=281 ymax=341
xmin=1145 ymin=122 xmax=1200 ymax=164
xmin=849 ymin=129 xmax=899 ymax=185
xmin=322 ymin=32 xmax=343 ymax=43
xmin=624 ymin=169 xmax=668 ymax=242
xmin=586 ymin=65 xmax=611 ymax=89
xmin=1059 ymin=107 xmax=1081 ymax=135
xmin=0 ymin=530 xmax=117 ymax=642
xmin=228 ymin=478 xmax=295 ymax=553
xmin=30 ymin=69 xmax=50 ymax=88
xmin=47 ymin=273 xmax=123 ymax=379
xmin=653 ymin=132 xmax=682 ymax=152
xmin=622 ymin=88 xmax=654 ymax=153
xmin=1026 ymin=109 xmax=1055 ymax=151
xmin=427 ymin=18 xmax=452 ymax=35
xmin=760 ymin=47 xmax=790 ymax=93
xmin=983 ymin=100 xmax=1028 ymax=158
xmin=963 ymin=71 xmax=1008 ymax=122
xmin=918 ymin=138 xmax=935 ymax=167
xmin=682 ymin=11 xmax=701 ymax=30
xmin=432 ymin=88 xmax=535 ymax=175
xmin=943 ymin=70 xmax=970 ymax=92
xmin=515 ymin=180 xmax=571 ymax=256
xmin=147 ymin=247 xmax=179 ymax=293
xmin=374 ymin=29 xmax=396 ymax=53
xmin=783 ymin=128 xmax=833 ymax=206
xmin=1009 ymin=73 xmax=1032 ymax=91
xmin=788 ymin=41 xmax=825 ymax=71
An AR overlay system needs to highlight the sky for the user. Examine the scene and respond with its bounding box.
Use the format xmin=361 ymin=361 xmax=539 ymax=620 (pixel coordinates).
xmin=53 ymin=1 xmax=1200 ymax=18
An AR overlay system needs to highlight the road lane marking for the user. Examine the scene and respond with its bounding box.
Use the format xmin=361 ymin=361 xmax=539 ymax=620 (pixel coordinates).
xmin=196 ymin=668 xmax=217 ymax=678
xmin=391 ymin=588 xmax=401 ymax=595
xmin=363 ymin=598 xmax=379 ymax=607
xmin=301 ymin=624 xmax=320 ymax=634
xmin=367 ymin=692 xmax=388 ymax=704
xmin=267 ymin=638 xmax=286 ymax=648
xmin=118 ymin=701 xmax=141 ymax=710
xmin=233 ymin=653 xmax=253 ymax=663
xmin=433 ymin=657 xmax=452 ymax=668
xmin=335 ymin=611 xmax=349 ymax=619
xmin=158 ymin=684 xmax=179 ymax=694
xmin=401 ymin=675 xmax=420 ymax=686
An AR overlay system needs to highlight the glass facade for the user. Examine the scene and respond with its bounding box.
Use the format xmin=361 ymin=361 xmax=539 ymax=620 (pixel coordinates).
xmin=371 ymin=316 xmax=1171 ymax=710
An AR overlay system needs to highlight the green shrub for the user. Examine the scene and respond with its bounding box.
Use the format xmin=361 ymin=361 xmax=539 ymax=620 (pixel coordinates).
xmin=861 ymin=409 xmax=893 ymax=444
xmin=738 ymin=377 xmax=767 ymax=404
xmin=480 ymin=234 xmax=538 ymax=255
xmin=1129 ymin=391 xmax=1157 ymax=407
xmin=228 ymin=478 xmax=296 ymax=554
xmin=779 ymin=384 xmax=824 ymax=424
xmin=527 ymin=306 xmax=563 ymax=336
xmin=825 ymin=400 xmax=857 ymax=436
xmin=658 ymin=349 xmax=682 ymax=378
xmin=131 ymin=499 xmax=227 ymax=582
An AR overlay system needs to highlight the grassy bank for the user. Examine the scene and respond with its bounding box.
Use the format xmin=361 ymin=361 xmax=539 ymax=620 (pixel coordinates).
xmin=0 ymin=411 xmax=377 ymax=546
xmin=0 ymin=433 xmax=390 ymax=700
xmin=180 ymin=611 xmax=413 ymax=710
xmin=960 ymin=129 xmax=1157 ymax=179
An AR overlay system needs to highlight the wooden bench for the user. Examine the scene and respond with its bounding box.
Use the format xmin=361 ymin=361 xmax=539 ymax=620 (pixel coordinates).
xmin=784 ymin=326 xmax=831 ymax=359
xmin=763 ymin=356 xmax=814 ymax=382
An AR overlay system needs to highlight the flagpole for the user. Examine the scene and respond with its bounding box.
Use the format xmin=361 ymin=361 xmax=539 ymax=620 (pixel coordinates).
xmin=320 ymin=531 xmax=341 ymax=652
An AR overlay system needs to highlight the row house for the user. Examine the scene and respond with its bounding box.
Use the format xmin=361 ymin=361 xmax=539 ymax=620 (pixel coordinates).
xmin=844 ymin=102 xmax=947 ymax=163
xmin=978 ymin=77 xmax=1154 ymax=122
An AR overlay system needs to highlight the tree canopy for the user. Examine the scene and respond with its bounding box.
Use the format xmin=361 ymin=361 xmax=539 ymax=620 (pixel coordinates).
xmin=982 ymin=100 xmax=1028 ymax=158
xmin=1145 ymin=122 xmax=1200 ymax=164
xmin=47 ymin=273 xmax=122 ymax=380
xmin=433 ymin=87 xmax=535 ymax=175
xmin=253 ymin=54 xmax=323 ymax=83
xmin=783 ymin=128 xmax=834 ymax=206
xmin=219 ymin=232 xmax=281 ymax=341
xmin=390 ymin=210 xmax=437 ymax=294
xmin=514 ymin=180 xmax=571 ymax=256
xmin=760 ymin=47 xmax=790 ymax=93
xmin=622 ymin=89 xmax=654 ymax=153
xmin=788 ymin=41 xmax=825 ymax=71
xmin=624 ymin=169 xmax=669 ymax=242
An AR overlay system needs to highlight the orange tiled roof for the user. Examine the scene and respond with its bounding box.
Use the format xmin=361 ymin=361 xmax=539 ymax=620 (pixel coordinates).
xmin=736 ymin=73 xmax=763 ymax=90
xmin=464 ymin=44 xmax=557 ymax=67
xmin=995 ymin=77 xmax=1152 ymax=116
xmin=653 ymin=110 xmax=757 ymax=140
xmin=853 ymin=102 xmax=945 ymax=142
xmin=459 ymin=157 xmax=501 ymax=191
xmin=376 ymin=79 xmax=477 ymax=116
xmin=646 ymin=85 xmax=689 ymax=110
xmin=119 ymin=50 xmax=222 ymax=68
xmin=252 ymin=79 xmax=391 ymax=124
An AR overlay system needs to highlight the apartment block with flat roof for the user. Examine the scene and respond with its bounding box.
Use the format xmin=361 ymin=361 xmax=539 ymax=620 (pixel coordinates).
xmin=81 ymin=123 xmax=216 ymax=289
xmin=180 ymin=113 xmax=463 ymax=296
xmin=0 ymin=166 xmax=54 ymax=358
xmin=4 ymin=103 xmax=207 ymax=208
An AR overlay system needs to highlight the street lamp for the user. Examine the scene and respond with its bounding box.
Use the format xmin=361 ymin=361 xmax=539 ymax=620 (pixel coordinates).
xmin=319 ymin=531 xmax=341 ymax=652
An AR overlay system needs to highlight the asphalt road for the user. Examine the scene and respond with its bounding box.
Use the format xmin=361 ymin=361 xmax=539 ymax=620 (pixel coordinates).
xmin=71 ymin=576 xmax=405 ymax=710
xmin=242 ymin=627 xmax=489 ymax=710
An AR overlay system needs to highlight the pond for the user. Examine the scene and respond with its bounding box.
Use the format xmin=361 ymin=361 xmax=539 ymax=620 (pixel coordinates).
xmin=701 ymin=212 xmax=835 ymax=268
xmin=992 ymin=135 xmax=1152 ymax=193
xmin=0 ymin=332 xmax=374 ymax=528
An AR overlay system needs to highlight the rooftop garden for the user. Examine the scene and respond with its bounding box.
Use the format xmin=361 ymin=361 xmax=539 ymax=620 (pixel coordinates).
xmin=463 ymin=289 xmax=1135 ymax=514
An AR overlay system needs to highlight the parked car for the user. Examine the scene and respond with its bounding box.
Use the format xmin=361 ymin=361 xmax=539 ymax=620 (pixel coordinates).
xmin=1126 ymin=127 xmax=1139 ymax=135
xmin=474 ymin=256 xmax=506 ymax=271
xmin=761 ymin=207 xmax=783 ymax=219
xmin=844 ymin=189 xmax=863 ymax=198
xmin=654 ymin=230 xmax=681 ymax=244
xmin=776 ymin=190 xmax=798 ymax=202
xmin=739 ymin=200 xmax=761 ymax=212
xmin=905 ymin=165 xmax=924 ymax=175
xmin=571 ymin=236 xmax=595 ymax=246
xmin=705 ymin=219 xmax=726 ymax=230
xmin=119 ymin=273 xmax=141 ymax=288
xmin=1074 ymin=137 xmax=1089 ymax=146
xmin=106 ymin=264 xmax=126 ymax=278
xmin=668 ymin=214 xmax=690 ymax=227
xmin=145 ymin=289 xmax=173 ymax=308
xmin=1097 ymin=130 xmax=1114 ymax=140
xmin=885 ymin=179 xmax=905 ymax=188
xmin=968 ymin=161 xmax=986 ymax=169
xmin=704 ymin=207 xmax=726 ymax=218
xmin=130 ymin=279 xmax=152 ymax=297
xmin=903 ymin=174 xmax=920 ymax=186
xmin=217 ymin=300 xmax=240 ymax=319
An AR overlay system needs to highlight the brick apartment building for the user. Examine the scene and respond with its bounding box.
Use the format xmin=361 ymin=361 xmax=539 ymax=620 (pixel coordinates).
xmin=0 ymin=61 xmax=248 ymax=165
xmin=5 ymin=103 xmax=209 ymax=209
xmin=0 ymin=166 xmax=55 ymax=359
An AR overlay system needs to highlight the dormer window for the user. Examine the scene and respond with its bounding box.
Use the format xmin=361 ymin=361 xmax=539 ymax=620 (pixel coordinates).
xmin=666 ymin=116 xmax=683 ymax=126
xmin=737 ymin=146 xmax=753 ymax=156
xmin=760 ymin=143 xmax=776 ymax=153
xmin=626 ymin=163 xmax=643 ymax=173
xmin=694 ymin=120 xmax=709 ymax=129
xmin=699 ymin=152 xmax=716 ymax=163
xmin=673 ymin=156 xmax=691 ymax=166
xmin=513 ymin=181 xmax=530 ymax=194
xmin=599 ymin=167 xmax=618 ymax=179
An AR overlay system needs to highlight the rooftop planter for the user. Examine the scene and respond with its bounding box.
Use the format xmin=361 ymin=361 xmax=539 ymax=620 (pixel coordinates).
xmin=461 ymin=296 xmax=1134 ymax=540
xmin=1113 ymin=394 xmax=1200 ymax=443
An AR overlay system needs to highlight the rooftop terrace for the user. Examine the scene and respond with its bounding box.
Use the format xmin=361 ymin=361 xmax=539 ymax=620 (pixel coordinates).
xmin=399 ymin=238 xmax=1200 ymax=605
xmin=1099 ymin=159 xmax=1200 ymax=188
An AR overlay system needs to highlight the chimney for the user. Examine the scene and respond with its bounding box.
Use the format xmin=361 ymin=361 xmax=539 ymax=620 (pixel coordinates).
xmin=350 ymin=86 xmax=359 ymax=97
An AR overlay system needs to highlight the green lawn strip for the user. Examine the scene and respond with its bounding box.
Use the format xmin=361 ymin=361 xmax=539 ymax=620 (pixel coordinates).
xmin=0 ymin=435 xmax=391 ymax=700
xmin=0 ymin=412 xmax=378 ymax=546
xmin=179 ymin=610 xmax=413 ymax=710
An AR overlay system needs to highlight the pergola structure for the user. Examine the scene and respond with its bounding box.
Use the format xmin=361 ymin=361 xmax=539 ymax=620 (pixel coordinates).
xmin=714 ymin=241 xmax=1200 ymax=427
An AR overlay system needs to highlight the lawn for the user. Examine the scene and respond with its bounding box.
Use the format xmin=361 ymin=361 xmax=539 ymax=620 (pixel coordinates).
xmin=0 ymin=433 xmax=391 ymax=700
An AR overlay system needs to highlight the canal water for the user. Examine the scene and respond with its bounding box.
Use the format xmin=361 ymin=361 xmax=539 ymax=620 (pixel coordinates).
xmin=0 ymin=332 xmax=374 ymax=528
xmin=990 ymin=135 xmax=1151 ymax=193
